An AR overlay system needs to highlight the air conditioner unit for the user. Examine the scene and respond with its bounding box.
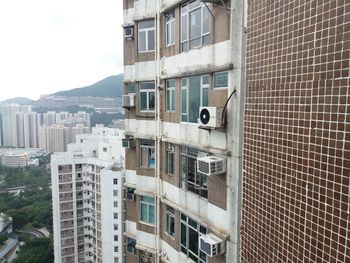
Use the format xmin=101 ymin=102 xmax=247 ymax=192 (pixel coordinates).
xmin=199 ymin=233 xmax=226 ymax=257
xmin=122 ymin=138 xmax=134 ymax=148
xmin=126 ymin=192 xmax=135 ymax=201
xmin=124 ymin=27 xmax=134 ymax=38
xmin=122 ymin=94 xmax=135 ymax=108
xmin=198 ymin=107 xmax=223 ymax=128
xmin=197 ymin=156 xmax=226 ymax=176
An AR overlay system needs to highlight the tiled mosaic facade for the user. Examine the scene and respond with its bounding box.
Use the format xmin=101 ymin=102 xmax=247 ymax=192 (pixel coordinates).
xmin=242 ymin=1 xmax=350 ymax=262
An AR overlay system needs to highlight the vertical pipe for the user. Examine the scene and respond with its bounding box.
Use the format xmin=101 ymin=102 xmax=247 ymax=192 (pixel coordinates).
xmin=155 ymin=1 xmax=162 ymax=263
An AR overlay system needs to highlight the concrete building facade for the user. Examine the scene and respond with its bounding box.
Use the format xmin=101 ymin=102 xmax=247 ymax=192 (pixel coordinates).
xmin=122 ymin=0 xmax=244 ymax=262
xmin=51 ymin=126 xmax=125 ymax=263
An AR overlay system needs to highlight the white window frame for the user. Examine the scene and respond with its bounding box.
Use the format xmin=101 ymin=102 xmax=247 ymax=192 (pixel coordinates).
xmin=165 ymin=10 xmax=176 ymax=47
xmin=180 ymin=0 xmax=210 ymax=52
xmin=181 ymin=75 xmax=209 ymax=123
xmin=139 ymin=81 xmax=155 ymax=112
xmin=140 ymin=195 xmax=155 ymax=225
xmin=213 ymin=71 xmax=229 ymax=89
xmin=166 ymin=143 xmax=175 ymax=175
xmin=181 ymin=78 xmax=188 ymax=122
xmin=200 ymin=75 xmax=209 ymax=107
xmin=140 ymin=140 xmax=155 ymax=168
xmin=166 ymin=79 xmax=176 ymax=112
xmin=166 ymin=208 xmax=175 ymax=237
xmin=180 ymin=214 xmax=208 ymax=263
xmin=138 ymin=19 xmax=155 ymax=53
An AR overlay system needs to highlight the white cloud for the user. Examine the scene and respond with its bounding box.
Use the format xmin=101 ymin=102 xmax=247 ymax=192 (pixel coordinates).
xmin=0 ymin=0 xmax=123 ymax=101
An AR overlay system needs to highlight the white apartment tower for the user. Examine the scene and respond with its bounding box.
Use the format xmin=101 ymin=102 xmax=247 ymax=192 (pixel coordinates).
xmin=51 ymin=126 xmax=125 ymax=263
xmin=0 ymin=104 xmax=32 ymax=147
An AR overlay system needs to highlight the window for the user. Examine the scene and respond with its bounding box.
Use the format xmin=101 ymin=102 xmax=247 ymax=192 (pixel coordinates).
xmin=114 ymin=201 xmax=118 ymax=208
xmin=180 ymin=214 xmax=207 ymax=263
xmin=181 ymin=75 xmax=209 ymax=123
xmin=113 ymin=190 xmax=118 ymax=196
xmin=140 ymin=82 xmax=155 ymax=112
xmin=165 ymin=10 xmax=175 ymax=47
xmin=138 ymin=19 xmax=155 ymax=52
xmin=166 ymin=79 xmax=175 ymax=112
xmin=103 ymin=147 xmax=107 ymax=152
xmin=114 ymin=246 xmax=118 ymax=252
xmin=128 ymin=83 xmax=136 ymax=93
xmin=114 ymin=235 xmax=118 ymax=241
xmin=140 ymin=140 xmax=155 ymax=168
xmin=181 ymin=0 xmax=210 ymax=52
xmin=166 ymin=206 xmax=175 ymax=237
xmin=114 ymin=213 xmax=118 ymax=219
xmin=181 ymin=146 xmax=208 ymax=198
xmin=166 ymin=143 xmax=175 ymax=175
xmin=113 ymin=178 xmax=118 ymax=185
xmin=140 ymin=195 xmax=155 ymax=224
xmin=213 ymin=71 xmax=228 ymax=88
xmin=114 ymin=224 xmax=118 ymax=230
xmin=127 ymin=238 xmax=136 ymax=254
xmin=140 ymin=251 xmax=155 ymax=263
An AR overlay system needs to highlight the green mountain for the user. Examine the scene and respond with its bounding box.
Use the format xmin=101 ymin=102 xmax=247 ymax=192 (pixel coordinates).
xmin=0 ymin=97 xmax=33 ymax=105
xmin=53 ymin=74 xmax=124 ymax=98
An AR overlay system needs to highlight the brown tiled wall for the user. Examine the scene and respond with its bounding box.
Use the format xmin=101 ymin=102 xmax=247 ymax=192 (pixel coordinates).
xmin=242 ymin=1 xmax=350 ymax=263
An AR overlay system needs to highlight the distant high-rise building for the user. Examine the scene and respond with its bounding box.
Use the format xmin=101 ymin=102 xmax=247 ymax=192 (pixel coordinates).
xmin=23 ymin=112 xmax=40 ymax=148
xmin=51 ymin=126 xmax=124 ymax=263
xmin=0 ymin=104 xmax=32 ymax=147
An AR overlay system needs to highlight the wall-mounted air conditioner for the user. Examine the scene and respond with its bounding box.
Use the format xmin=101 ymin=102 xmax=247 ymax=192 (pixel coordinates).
xmin=198 ymin=107 xmax=223 ymax=128
xmin=122 ymin=138 xmax=134 ymax=149
xmin=122 ymin=94 xmax=135 ymax=108
xmin=124 ymin=27 xmax=134 ymax=38
xmin=199 ymin=233 xmax=226 ymax=257
xmin=197 ymin=156 xmax=226 ymax=176
xmin=126 ymin=192 xmax=135 ymax=201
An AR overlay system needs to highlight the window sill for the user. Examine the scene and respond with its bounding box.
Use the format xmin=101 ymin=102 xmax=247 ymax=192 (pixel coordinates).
xmin=140 ymin=166 xmax=155 ymax=170
xmin=138 ymin=50 xmax=155 ymax=54
xmin=164 ymin=232 xmax=176 ymax=240
xmin=139 ymin=221 xmax=155 ymax=227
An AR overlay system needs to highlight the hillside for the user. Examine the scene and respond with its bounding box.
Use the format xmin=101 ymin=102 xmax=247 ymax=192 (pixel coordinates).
xmin=53 ymin=74 xmax=124 ymax=98
xmin=0 ymin=97 xmax=33 ymax=105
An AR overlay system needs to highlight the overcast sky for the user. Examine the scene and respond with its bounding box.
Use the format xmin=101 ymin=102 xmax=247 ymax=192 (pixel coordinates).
xmin=0 ymin=0 xmax=123 ymax=101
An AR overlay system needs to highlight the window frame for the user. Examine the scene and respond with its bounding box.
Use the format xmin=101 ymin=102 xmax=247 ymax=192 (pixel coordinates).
xmin=139 ymin=81 xmax=155 ymax=112
xmin=180 ymin=75 xmax=209 ymax=123
xmin=138 ymin=19 xmax=155 ymax=53
xmin=166 ymin=79 xmax=176 ymax=112
xmin=140 ymin=195 xmax=156 ymax=225
xmin=180 ymin=1 xmax=210 ymax=52
xmin=180 ymin=146 xmax=208 ymax=199
xmin=166 ymin=143 xmax=175 ymax=175
xmin=140 ymin=140 xmax=155 ymax=168
xmin=165 ymin=10 xmax=176 ymax=47
xmin=213 ymin=71 xmax=229 ymax=89
xmin=166 ymin=206 xmax=175 ymax=238
xmin=180 ymin=214 xmax=208 ymax=263
xmin=127 ymin=82 xmax=136 ymax=94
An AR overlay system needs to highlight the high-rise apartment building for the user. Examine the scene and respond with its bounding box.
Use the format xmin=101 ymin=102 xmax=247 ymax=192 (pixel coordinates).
xmin=123 ymin=1 xmax=349 ymax=263
xmin=39 ymin=124 xmax=90 ymax=153
xmin=122 ymin=1 xmax=244 ymax=262
xmin=0 ymin=104 xmax=32 ymax=147
xmin=51 ymin=126 xmax=125 ymax=263
xmin=241 ymin=1 xmax=350 ymax=263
